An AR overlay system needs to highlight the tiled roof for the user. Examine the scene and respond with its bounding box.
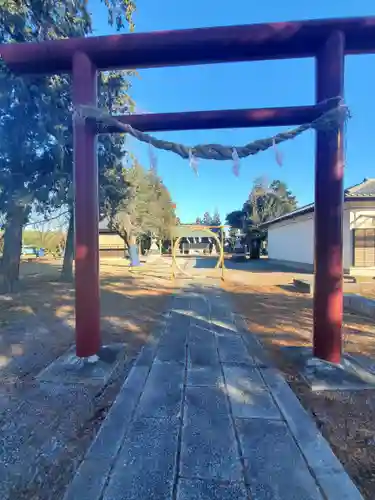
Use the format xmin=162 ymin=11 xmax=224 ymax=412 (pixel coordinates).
xmin=261 ymin=178 xmax=375 ymax=227
xmin=345 ymin=178 xmax=375 ymax=197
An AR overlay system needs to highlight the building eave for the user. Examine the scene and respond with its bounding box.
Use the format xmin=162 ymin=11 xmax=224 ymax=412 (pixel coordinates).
xmin=261 ymin=195 xmax=375 ymax=228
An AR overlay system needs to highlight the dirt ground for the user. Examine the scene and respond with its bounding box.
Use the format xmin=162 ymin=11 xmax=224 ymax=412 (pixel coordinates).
xmin=2 ymin=254 xmax=375 ymax=498
xmin=0 ymin=257 xmax=175 ymax=499
xmin=223 ymin=280 xmax=375 ymax=500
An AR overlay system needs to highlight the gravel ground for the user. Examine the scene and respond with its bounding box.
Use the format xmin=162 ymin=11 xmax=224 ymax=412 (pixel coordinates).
xmin=224 ymin=281 xmax=375 ymax=500
xmin=0 ymin=258 xmax=174 ymax=499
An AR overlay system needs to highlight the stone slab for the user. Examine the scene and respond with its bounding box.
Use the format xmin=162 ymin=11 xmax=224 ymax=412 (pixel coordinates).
xmin=133 ymin=343 xmax=158 ymax=367
xmin=316 ymin=470 xmax=364 ymax=500
xmin=210 ymin=304 xmax=233 ymax=325
xmin=236 ymin=418 xmax=323 ymax=500
xmin=169 ymin=309 xmax=191 ymax=328
xmin=173 ymin=295 xmax=192 ymax=308
xmin=187 ymin=365 xmax=224 ymax=387
xmin=189 ymin=324 xmax=216 ymax=346
xmin=87 ymin=366 xmax=150 ymax=461
xmin=233 ymin=315 xmax=271 ymax=367
xmin=180 ymin=386 xmax=242 ymax=481
xmin=348 ymin=352 xmax=375 ymax=377
xmin=217 ymin=334 xmax=254 ymax=366
xmin=210 ymin=319 xmax=236 ymax=333
xmin=223 ymin=365 xmax=282 ymax=420
xmin=240 ymin=334 xmax=270 ymax=367
xmin=293 ymin=278 xmax=314 ymax=295
xmin=102 ymin=416 xmax=179 ymax=500
xmin=136 ymin=361 xmax=184 ymax=418
xmin=261 ymin=367 xmax=351 ymax=477
xmin=189 ymin=296 xmax=210 ymax=320
xmin=305 ymin=359 xmax=375 ymax=391
xmin=177 ymin=478 xmax=248 ymax=500
xmin=344 ymin=293 xmax=375 ymax=319
xmin=156 ymin=327 xmax=187 ymax=363
xmin=282 ymin=346 xmax=375 ymax=390
xmin=37 ymin=344 xmax=125 ymax=386
xmin=188 ymin=327 xmax=219 ymax=367
xmin=170 ymin=297 xmax=191 ymax=321
xmin=189 ymin=315 xmax=212 ymax=331
xmin=63 ymin=457 xmax=111 ymax=500
xmin=211 ymin=323 xmax=239 ymax=336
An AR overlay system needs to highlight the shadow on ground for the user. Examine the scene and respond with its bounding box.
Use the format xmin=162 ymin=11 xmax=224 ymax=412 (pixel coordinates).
xmin=192 ymin=255 xmax=312 ymax=274
xmin=222 ymin=281 xmax=375 ymax=500
xmin=0 ymin=257 xmax=175 ymax=500
xmin=2 ymin=257 xmax=375 ymax=499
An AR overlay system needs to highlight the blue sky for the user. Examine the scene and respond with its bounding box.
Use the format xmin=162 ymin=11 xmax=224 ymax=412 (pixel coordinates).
xmin=90 ymin=0 xmax=375 ymax=223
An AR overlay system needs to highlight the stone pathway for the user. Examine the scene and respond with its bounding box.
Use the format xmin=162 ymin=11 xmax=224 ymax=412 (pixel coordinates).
xmin=64 ymin=284 xmax=363 ymax=500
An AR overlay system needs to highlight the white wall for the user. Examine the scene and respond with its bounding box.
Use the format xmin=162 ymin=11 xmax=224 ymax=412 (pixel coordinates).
xmin=268 ymin=202 xmax=375 ymax=270
xmin=268 ymin=214 xmax=314 ymax=265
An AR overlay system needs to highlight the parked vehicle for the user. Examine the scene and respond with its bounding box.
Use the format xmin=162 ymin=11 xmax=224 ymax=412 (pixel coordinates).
xmin=21 ymin=245 xmax=39 ymax=261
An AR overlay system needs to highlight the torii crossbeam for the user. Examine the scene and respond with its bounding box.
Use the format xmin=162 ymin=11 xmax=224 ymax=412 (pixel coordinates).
xmin=2 ymin=16 xmax=375 ymax=362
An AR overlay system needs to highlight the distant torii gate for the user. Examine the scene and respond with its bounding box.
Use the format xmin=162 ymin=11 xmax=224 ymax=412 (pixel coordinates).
xmin=2 ymin=17 xmax=375 ymax=362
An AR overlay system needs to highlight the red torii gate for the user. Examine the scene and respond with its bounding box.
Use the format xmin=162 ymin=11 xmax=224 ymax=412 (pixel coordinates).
xmin=1 ymin=17 xmax=375 ymax=363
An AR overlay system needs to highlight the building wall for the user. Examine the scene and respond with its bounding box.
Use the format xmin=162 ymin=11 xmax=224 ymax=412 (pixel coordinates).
xmin=267 ymin=202 xmax=375 ymax=272
xmin=268 ymin=214 xmax=314 ymax=266
xmin=99 ymin=233 xmax=125 ymax=258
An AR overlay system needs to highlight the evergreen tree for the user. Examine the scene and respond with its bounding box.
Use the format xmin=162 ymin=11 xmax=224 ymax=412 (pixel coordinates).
xmin=0 ymin=0 xmax=136 ymax=289
xmin=211 ymin=209 xmax=221 ymax=226
xmin=202 ymin=211 xmax=212 ymax=226
xmin=107 ymin=162 xmax=176 ymax=251
xmin=226 ymin=178 xmax=298 ymax=232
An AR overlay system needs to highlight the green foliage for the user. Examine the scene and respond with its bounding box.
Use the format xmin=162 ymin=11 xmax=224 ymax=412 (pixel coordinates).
xmin=0 ymin=0 xmax=137 ymax=215
xmin=195 ymin=210 xmax=222 ymax=227
xmin=211 ymin=209 xmax=221 ymax=226
xmin=202 ymin=211 xmax=212 ymax=226
xmin=0 ymin=0 xmax=136 ymax=288
xmin=23 ymin=230 xmax=65 ymax=253
xmin=226 ymin=178 xmax=298 ymax=233
xmin=107 ymin=162 xmax=177 ymax=246
xmin=225 ymin=210 xmax=244 ymax=229
xmin=100 ymin=0 xmax=136 ymax=31
xmin=244 ymin=178 xmax=298 ymax=226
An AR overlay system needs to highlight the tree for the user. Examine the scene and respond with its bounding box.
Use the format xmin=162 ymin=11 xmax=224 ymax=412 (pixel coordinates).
xmin=211 ymin=209 xmax=221 ymax=231
xmin=107 ymin=162 xmax=176 ymax=257
xmin=147 ymin=175 xmax=176 ymax=241
xmin=225 ymin=210 xmax=244 ymax=229
xmin=269 ymin=180 xmax=298 ymax=213
xmin=100 ymin=0 xmax=136 ymax=31
xmin=243 ymin=177 xmax=298 ymax=227
xmin=60 ymin=71 xmax=135 ymax=280
xmin=211 ymin=209 xmax=221 ymax=226
xmin=202 ymin=211 xmax=212 ymax=226
xmin=196 ymin=210 xmax=222 ymax=228
xmin=0 ymin=1 xmax=136 ymax=290
xmin=225 ymin=178 xmax=297 ymax=257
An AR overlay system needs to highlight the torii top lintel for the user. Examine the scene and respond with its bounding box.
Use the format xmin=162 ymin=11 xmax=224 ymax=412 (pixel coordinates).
xmin=0 ymin=16 xmax=374 ymax=74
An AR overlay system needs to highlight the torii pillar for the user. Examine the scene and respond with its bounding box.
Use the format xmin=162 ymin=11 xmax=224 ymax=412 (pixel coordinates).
xmin=313 ymin=31 xmax=345 ymax=363
xmin=72 ymin=52 xmax=101 ymax=358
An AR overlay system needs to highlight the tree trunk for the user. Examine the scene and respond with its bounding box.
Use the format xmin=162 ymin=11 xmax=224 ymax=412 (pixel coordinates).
xmin=0 ymin=205 xmax=26 ymax=293
xmin=61 ymin=210 xmax=74 ymax=281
